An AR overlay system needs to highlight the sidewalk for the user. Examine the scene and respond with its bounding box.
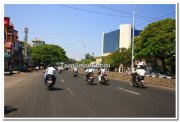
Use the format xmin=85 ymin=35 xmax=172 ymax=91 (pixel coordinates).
xmin=4 ymin=71 xmax=21 ymax=76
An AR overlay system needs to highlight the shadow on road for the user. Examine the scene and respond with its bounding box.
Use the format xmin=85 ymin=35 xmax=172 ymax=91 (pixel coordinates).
xmin=49 ymin=87 xmax=64 ymax=91
xmin=142 ymin=86 xmax=148 ymax=89
xmin=4 ymin=106 xmax=18 ymax=114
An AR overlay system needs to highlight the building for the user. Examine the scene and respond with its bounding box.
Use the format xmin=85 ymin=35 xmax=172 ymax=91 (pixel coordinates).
xmin=32 ymin=38 xmax=45 ymax=47
xmin=4 ymin=17 xmax=23 ymax=73
xmin=102 ymin=24 xmax=141 ymax=56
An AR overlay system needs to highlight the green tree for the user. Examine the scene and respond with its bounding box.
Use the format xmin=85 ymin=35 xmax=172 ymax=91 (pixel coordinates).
xmin=103 ymin=48 xmax=131 ymax=70
xmin=31 ymin=44 xmax=68 ymax=65
xmin=134 ymin=18 xmax=175 ymax=73
xmin=85 ymin=53 xmax=94 ymax=60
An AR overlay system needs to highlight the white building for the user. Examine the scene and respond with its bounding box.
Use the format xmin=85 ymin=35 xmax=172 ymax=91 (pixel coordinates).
xmin=32 ymin=38 xmax=45 ymax=47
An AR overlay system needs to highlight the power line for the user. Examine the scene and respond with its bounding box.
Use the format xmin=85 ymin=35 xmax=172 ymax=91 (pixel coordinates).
xmin=57 ymin=4 xmax=131 ymax=18
xmin=136 ymin=11 xmax=175 ymax=27
xmin=58 ymin=4 xmax=175 ymax=24
xmin=88 ymin=4 xmax=161 ymax=21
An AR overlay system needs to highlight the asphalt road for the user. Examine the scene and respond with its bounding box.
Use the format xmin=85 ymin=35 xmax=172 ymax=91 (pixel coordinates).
xmin=4 ymin=70 xmax=176 ymax=118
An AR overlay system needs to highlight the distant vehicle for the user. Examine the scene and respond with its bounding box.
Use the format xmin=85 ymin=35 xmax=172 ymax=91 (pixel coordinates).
xmin=74 ymin=71 xmax=78 ymax=77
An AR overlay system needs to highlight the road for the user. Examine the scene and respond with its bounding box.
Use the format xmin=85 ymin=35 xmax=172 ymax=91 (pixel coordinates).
xmin=4 ymin=70 xmax=176 ymax=118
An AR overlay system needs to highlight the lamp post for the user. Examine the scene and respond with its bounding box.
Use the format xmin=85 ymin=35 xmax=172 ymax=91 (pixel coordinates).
xmin=77 ymin=40 xmax=86 ymax=64
xmin=131 ymin=4 xmax=135 ymax=73
xmin=92 ymin=53 xmax=94 ymax=60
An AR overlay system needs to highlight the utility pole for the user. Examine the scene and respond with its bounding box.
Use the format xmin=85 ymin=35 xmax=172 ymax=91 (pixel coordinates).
xmin=131 ymin=5 xmax=135 ymax=73
xmin=24 ymin=27 xmax=29 ymax=67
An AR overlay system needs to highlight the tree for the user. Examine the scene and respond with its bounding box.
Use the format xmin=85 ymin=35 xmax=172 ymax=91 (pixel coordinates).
xmin=103 ymin=48 xmax=131 ymax=70
xmin=85 ymin=53 xmax=94 ymax=60
xmin=31 ymin=44 xmax=68 ymax=66
xmin=134 ymin=18 xmax=175 ymax=73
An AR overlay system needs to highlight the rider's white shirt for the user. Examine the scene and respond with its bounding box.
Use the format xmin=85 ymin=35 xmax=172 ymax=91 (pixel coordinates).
xmin=46 ymin=67 xmax=56 ymax=76
xmin=135 ymin=69 xmax=146 ymax=76
xmin=73 ymin=67 xmax=78 ymax=72
xmin=100 ymin=69 xmax=106 ymax=75
xmin=85 ymin=68 xmax=93 ymax=73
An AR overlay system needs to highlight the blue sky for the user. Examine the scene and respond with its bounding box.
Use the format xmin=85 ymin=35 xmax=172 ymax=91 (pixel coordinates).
xmin=4 ymin=4 xmax=176 ymax=60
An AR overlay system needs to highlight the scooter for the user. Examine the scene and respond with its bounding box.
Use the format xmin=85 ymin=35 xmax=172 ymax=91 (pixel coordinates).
xmin=130 ymin=73 xmax=145 ymax=88
xmin=74 ymin=71 xmax=78 ymax=77
xmin=86 ymin=73 xmax=94 ymax=85
xmin=46 ymin=74 xmax=55 ymax=90
xmin=99 ymin=73 xmax=109 ymax=85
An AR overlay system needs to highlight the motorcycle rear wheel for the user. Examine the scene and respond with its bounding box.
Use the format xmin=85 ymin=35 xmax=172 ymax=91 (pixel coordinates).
xmin=129 ymin=78 xmax=134 ymax=87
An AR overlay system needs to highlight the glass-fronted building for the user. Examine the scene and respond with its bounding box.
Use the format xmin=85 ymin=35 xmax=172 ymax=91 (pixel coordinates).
xmin=102 ymin=24 xmax=141 ymax=56
xmin=103 ymin=29 xmax=120 ymax=53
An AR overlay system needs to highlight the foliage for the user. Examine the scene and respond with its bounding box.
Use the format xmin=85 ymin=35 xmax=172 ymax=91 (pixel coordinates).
xmin=134 ymin=18 xmax=175 ymax=73
xmin=31 ymin=44 xmax=68 ymax=65
xmin=85 ymin=53 xmax=94 ymax=60
xmin=103 ymin=48 xmax=131 ymax=70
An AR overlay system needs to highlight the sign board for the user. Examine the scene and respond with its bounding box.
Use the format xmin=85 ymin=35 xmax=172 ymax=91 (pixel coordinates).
xmin=4 ymin=17 xmax=10 ymax=27
xmin=4 ymin=52 xmax=9 ymax=58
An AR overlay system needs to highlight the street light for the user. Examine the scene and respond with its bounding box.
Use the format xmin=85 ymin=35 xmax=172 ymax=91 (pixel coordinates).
xmin=92 ymin=53 xmax=94 ymax=60
xmin=76 ymin=40 xmax=86 ymax=64
xmin=131 ymin=4 xmax=135 ymax=73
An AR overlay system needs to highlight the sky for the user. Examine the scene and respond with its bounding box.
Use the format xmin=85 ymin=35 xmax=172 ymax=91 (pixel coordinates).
xmin=4 ymin=4 xmax=176 ymax=61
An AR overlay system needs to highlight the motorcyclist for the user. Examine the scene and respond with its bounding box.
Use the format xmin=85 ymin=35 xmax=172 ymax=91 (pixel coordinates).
xmin=58 ymin=66 xmax=63 ymax=73
xmin=98 ymin=67 xmax=107 ymax=82
xmin=44 ymin=65 xmax=56 ymax=85
xmin=73 ymin=67 xmax=78 ymax=76
xmin=85 ymin=67 xmax=93 ymax=81
xmin=35 ymin=66 xmax=39 ymax=72
xmin=135 ymin=65 xmax=146 ymax=82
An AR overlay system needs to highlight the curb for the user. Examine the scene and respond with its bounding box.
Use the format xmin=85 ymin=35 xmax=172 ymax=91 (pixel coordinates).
xmin=146 ymin=75 xmax=175 ymax=79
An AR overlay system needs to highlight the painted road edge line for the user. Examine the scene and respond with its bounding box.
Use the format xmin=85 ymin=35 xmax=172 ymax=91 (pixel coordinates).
xmin=61 ymin=79 xmax=64 ymax=83
xmin=67 ymin=88 xmax=74 ymax=97
xmin=118 ymin=87 xmax=140 ymax=95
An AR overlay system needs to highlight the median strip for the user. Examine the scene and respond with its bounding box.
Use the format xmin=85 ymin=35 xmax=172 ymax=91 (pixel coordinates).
xmin=118 ymin=87 xmax=140 ymax=95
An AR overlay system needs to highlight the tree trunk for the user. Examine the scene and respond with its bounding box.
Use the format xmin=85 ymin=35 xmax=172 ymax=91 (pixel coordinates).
xmin=161 ymin=58 xmax=167 ymax=74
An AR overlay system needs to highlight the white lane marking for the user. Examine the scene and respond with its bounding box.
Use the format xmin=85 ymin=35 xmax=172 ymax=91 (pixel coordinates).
xmin=67 ymin=88 xmax=74 ymax=97
xmin=61 ymin=79 xmax=64 ymax=83
xmin=118 ymin=87 xmax=140 ymax=95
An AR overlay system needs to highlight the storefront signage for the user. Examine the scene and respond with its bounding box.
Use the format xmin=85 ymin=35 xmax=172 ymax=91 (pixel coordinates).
xmin=5 ymin=41 xmax=12 ymax=49
xmin=4 ymin=17 xmax=10 ymax=27
xmin=4 ymin=52 xmax=9 ymax=58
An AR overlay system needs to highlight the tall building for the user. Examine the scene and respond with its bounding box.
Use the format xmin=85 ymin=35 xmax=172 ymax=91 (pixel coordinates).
xmin=32 ymin=38 xmax=45 ymax=47
xmin=4 ymin=17 xmax=23 ymax=73
xmin=102 ymin=24 xmax=141 ymax=56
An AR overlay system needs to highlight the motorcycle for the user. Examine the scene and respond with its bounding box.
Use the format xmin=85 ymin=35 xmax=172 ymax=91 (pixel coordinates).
xmin=130 ymin=73 xmax=145 ymax=88
xmin=74 ymin=71 xmax=78 ymax=77
xmin=86 ymin=72 xmax=94 ymax=85
xmin=99 ymin=73 xmax=109 ymax=85
xmin=59 ymin=69 xmax=62 ymax=74
xmin=46 ymin=74 xmax=55 ymax=89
